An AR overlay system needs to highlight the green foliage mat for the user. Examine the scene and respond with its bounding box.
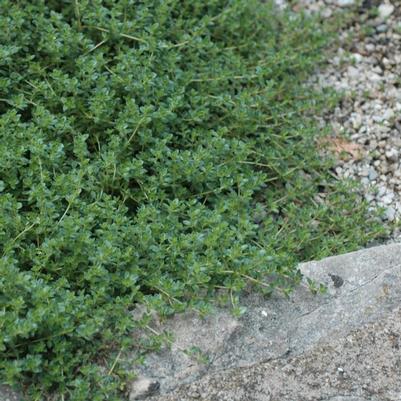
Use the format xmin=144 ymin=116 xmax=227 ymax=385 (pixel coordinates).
xmin=0 ymin=1 xmax=383 ymax=399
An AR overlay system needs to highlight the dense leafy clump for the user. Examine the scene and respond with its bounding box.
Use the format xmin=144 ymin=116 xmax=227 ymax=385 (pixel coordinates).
xmin=0 ymin=1 xmax=383 ymax=400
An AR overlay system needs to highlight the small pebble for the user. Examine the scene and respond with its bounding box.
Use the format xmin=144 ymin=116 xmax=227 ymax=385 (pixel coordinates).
xmin=378 ymin=4 xmax=395 ymax=20
xmin=368 ymin=168 xmax=378 ymax=180
xmin=385 ymin=149 xmax=399 ymax=163
xmin=335 ymin=0 xmax=355 ymax=7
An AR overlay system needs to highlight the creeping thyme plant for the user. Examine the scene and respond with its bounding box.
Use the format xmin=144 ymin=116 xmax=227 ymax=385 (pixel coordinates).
xmin=0 ymin=1 xmax=383 ymax=399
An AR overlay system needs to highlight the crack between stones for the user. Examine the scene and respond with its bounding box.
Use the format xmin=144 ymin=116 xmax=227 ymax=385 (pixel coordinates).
xmin=323 ymin=396 xmax=370 ymax=401
xmin=348 ymin=262 xmax=401 ymax=293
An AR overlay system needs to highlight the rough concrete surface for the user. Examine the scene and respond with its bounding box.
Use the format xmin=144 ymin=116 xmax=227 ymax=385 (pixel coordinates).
xmin=133 ymin=243 xmax=401 ymax=400
xmin=155 ymin=306 xmax=401 ymax=401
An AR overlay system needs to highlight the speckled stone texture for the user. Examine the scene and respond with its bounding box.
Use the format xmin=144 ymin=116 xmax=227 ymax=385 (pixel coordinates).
xmin=0 ymin=386 xmax=21 ymax=401
xmin=155 ymin=307 xmax=401 ymax=401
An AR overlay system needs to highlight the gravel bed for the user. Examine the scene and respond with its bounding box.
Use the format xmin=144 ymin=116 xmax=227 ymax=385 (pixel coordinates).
xmin=278 ymin=0 xmax=401 ymax=240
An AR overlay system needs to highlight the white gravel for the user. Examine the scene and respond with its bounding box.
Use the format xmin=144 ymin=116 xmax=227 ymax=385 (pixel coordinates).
xmin=277 ymin=0 xmax=401 ymax=239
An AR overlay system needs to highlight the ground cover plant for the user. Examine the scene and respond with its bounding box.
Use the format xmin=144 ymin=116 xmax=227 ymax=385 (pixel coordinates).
xmin=0 ymin=1 xmax=384 ymax=400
